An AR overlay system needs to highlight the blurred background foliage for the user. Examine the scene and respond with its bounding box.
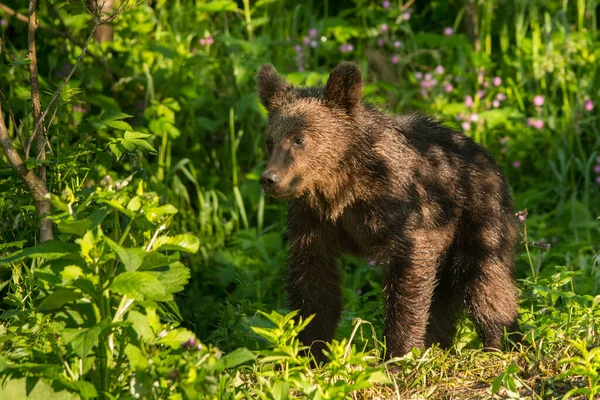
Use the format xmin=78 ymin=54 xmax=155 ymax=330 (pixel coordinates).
xmin=0 ymin=1 xmax=599 ymax=396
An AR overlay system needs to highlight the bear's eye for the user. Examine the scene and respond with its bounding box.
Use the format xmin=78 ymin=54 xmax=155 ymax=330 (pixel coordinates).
xmin=293 ymin=137 xmax=304 ymax=146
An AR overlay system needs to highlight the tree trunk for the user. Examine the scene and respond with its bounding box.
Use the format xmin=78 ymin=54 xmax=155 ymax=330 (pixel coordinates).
xmin=93 ymin=0 xmax=115 ymax=43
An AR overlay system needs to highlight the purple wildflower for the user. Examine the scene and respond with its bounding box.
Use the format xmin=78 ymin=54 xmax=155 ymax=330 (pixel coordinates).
xmin=493 ymin=100 xmax=500 ymax=108
xmin=502 ymin=147 xmax=508 ymax=153
xmin=469 ymin=113 xmax=479 ymax=122
xmin=424 ymin=73 xmax=432 ymax=81
xmin=402 ymin=11 xmax=411 ymax=20
xmin=516 ymin=210 xmax=527 ymax=222
xmin=310 ymin=40 xmax=317 ymax=48
xmin=444 ymin=83 xmax=453 ymax=93
xmin=294 ymin=44 xmax=302 ymax=53
xmin=477 ymin=89 xmax=485 ymax=99
xmin=444 ymin=27 xmax=454 ymax=36
xmin=382 ymin=0 xmax=391 ymax=9
xmin=584 ymin=99 xmax=594 ymax=112
xmin=309 ymin=28 xmax=317 ymax=38
xmin=0 ymin=18 xmax=7 ymax=27
xmin=513 ymin=160 xmax=521 ymax=168
xmin=378 ymin=38 xmax=385 ymax=47
xmin=493 ymin=76 xmax=502 ymax=87
xmin=381 ymin=23 xmax=389 ymax=32
xmin=394 ymin=40 xmax=402 ymax=48
xmin=465 ymin=95 xmax=474 ymax=107
xmin=497 ymin=93 xmax=507 ymax=101
xmin=533 ymin=95 xmax=544 ymax=107
xmin=414 ymin=71 xmax=423 ymax=80
xmin=434 ymin=65 xmax=445 ymax=75
xmin=596 ymin=176 xmax=600 ymax=185
xmin=303 ymin=36 xmax=310 ymax=45
xmin=593 ymin=165 xmax=600 ymax=174
xmin=391 ymin=55 xmax=400 ymax=64
xmin=461 ymin=121 xmax=471 ymax=131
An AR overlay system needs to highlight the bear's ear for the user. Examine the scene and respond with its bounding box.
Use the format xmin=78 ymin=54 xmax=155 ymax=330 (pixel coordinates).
xmin=256 ymin=64 xmax=290 ymax=111
xmin=323 ymin=62 xmax=363 ymax=111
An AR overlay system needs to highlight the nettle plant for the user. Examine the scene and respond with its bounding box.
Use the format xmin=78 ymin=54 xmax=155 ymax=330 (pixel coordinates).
xmin=0 ymin=178 xmax=206 ymax=397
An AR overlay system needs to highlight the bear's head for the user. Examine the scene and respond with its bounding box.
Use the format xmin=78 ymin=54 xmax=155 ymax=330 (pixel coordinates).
xmin=256 ymin=62 xmax=364 ymax=199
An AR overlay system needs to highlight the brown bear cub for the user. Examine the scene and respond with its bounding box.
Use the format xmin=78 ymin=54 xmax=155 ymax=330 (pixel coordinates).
xmin=256 ymin=62 xmax=520 ymax=363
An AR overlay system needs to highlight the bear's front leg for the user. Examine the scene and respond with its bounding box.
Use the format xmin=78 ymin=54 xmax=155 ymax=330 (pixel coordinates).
xmin=382 ymin=232 xmax=449 ymax=359
xmin=286 ymin=203 xmax=343 ymax=364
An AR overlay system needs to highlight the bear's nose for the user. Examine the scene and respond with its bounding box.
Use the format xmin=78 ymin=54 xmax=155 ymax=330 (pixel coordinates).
xmin=260 ymin=170 xmax=280 ymax=187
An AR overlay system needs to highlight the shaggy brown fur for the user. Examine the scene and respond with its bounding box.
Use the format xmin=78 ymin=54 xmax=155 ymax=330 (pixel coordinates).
xmin=256 ymin=62 xmax=520 ymax=363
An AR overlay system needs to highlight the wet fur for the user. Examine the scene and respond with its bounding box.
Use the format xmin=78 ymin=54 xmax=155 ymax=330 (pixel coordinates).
xmin=257 ymin=62 xmax=520 ymax=363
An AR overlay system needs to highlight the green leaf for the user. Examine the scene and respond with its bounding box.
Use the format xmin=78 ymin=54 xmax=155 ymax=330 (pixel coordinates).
xmin=105 ymin=120 xmax=133 ymax=131
xmin=154 ymin=262 xmax=190 ymax=294
xmin=124 ymin=131 xmax=152 ymax=140
xmin=0 ymin=377 xmax=77 ymax=400
xmin=38 ymin=288 xmax=82 ymax=311
xmin=271 ymin=381 xmax=290 ymax=400
xmin=215 ymin=348 xmax=256 ymax=370
xmin=72 ymin=380 xmax=98 ymax=399
xmin=56 ymin=219 xmax=92 ymax=236
xmin=127 ymin=196 xmax=142 ymax=212
xmin=156 ymin=328 xmax=195 ymax=349
xmin=109 ymin=143 xmax=123 ymax=159
xmin=63 ymin=323 xmax=105 ymax=359
xmin=105 ymin=239 xmax=146 ymax=272
xmin=110 ymin=271 xmax=168 ymax=301
xmin=127 ymin=310 xmax=155 ymax=341
xmin=0 ymin=240 xmax=27 ymax=252
xmin=0 ymin=242 xmax=80 ymax=265
xmin=78 ymin=227 xmax=105 ymax=264
xmin=151 ymin=234 xmax=199 ymax=253
xmin=197 ymin=0 xmax=238 ymax=12
xmin=125 ymin=344 xmax=148 ymax=370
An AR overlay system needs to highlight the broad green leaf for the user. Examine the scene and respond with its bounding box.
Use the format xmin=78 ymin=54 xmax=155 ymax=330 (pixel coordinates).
xmin=0 ymin=242 xmax=79 ymax=265
xmin=127 ymin=196 xmax=142 ymax=212
xmin=125 ymin=344 xmax=148 ymax=370
xmin=154 ymin=262 xmax=190 ymax=294
xmin=0 ymin=377 xmax=77 ymax=400
xmin=145 ymin=205 xmax=179 ymax=223
xmin=38 ymin=288 xmax=82 ymax=310
xmin=105 ymin=120 xmax=133 ymax=131
xmin=140 ymin=251 xmax=179 ymax=270
xmin=105 ymin=238 xmax=145 ymax=272
xmin=56 ymin=218 xmax=92 ymax=236
xmin=151 ymin=234 xmax=199 ymax=253
xmin=78 ymin=227 xmax=105 ymax=264
xmin=109 ymin=143 xmax=123 ymax=159
xmin=0 ymin=240 xmax=27 ymax=252
xmin=63 ymin=323 xmax=105 ymax=359
xmin=156 ymin=328 xmax=195 ymax=349
xmin=124 ymin=131 xmax=152 ymax=140
xmin=215 ymin=348 xmax=256 ymax=370
xmin=127 ymin=310 xmax=155 ymax=341
xmin=128 ymin=138 xmax=157 ymax=153
xmin=72 ymin=380 xmax=98 ymax=399
xmin=110 ymin=271 xmax=168 ymax=301
xmin=271 ymin=380 xmax=290 ymax=400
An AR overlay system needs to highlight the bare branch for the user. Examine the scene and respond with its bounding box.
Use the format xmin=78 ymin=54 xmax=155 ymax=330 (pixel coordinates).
xmin=49 ymin=3 xmax=113 ymax=79
xmin=26 ymin=0 xmax=53 ymax=242
xmin=29 ymin=22 xmax=99 ymax=155
xmin=0 ymin=104 xmax=52 ymax=241
xmin=0 ymin=2 xmax=66 ymax=36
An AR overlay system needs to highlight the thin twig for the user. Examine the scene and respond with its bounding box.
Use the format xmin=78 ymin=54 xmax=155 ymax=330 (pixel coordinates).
xmin=27 ymin=0 xmax=52 ymax=242
xmin=0 ymin=2 xmax=66 ymax=36
xmin=28 ymin=23 xmax=98 ymax=158
xmin=28 ymin=1 xmax=136 ymax=149
xmin=0 ymin=105 xmax=52 ymax=240
xmin=48 ymin=3 xmax=113 ymax=80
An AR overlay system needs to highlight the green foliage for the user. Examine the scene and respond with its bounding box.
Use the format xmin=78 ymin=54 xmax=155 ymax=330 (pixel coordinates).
xmin=1 ymin=0 xmax=599 ymax=398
